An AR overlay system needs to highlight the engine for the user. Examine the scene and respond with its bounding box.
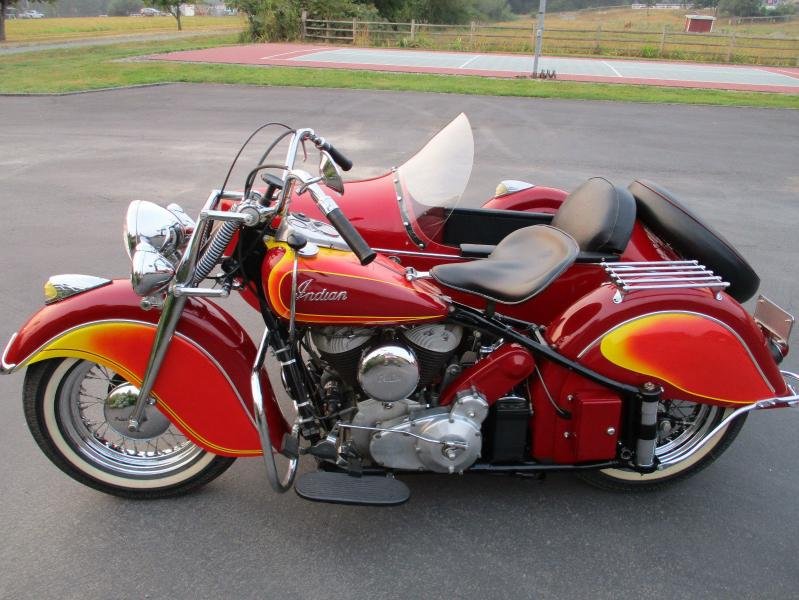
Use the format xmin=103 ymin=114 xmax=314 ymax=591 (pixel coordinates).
xmin=311 ymin=324 xmax=492 ymax=473
xmin=349 ymin=391 xmax=489 ymax=474
xmin=310 ymin=323 xmax=463 ymax=402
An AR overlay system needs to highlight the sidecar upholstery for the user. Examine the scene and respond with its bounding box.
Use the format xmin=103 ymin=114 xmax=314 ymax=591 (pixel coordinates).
xmin=452 ymin=177 xmax=637 ymax=263
xmin=550 ymin=177 xmax=636 ymax=258
xmin=628 ymin=179 xmax=760 ymax=303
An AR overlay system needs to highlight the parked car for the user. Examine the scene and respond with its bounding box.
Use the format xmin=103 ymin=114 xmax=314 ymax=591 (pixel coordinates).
xmin=139 ymin=7 xmax=166 ymax=16
xmin=19 ymin=10 xmax=45 ymax=18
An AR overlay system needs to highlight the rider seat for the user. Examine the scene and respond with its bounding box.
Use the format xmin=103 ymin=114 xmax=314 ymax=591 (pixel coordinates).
xmin=430 ymin=225 xmax=579 ymax=304
xmin=628 ymin=179 xmax=760 ymax=303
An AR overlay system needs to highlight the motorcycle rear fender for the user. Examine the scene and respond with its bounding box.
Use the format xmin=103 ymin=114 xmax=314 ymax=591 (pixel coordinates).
xmin=2 ymin=279 xmax=289 ymax=456
xmin=547 ymin=285 xmax=789 ymax=407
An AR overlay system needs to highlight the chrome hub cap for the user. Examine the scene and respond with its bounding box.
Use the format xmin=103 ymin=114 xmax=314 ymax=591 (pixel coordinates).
xmin=104 ymin=383 xmax=171 ymax=440
xmin=58 ymin=361 xmax=204 ymax=478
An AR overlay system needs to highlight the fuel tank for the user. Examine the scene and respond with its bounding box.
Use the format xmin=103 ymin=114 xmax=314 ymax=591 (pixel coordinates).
xmin=263 ymin=243 xmax=448 ymax=326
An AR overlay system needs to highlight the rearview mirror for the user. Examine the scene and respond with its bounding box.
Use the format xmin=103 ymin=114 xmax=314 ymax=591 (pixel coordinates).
xmin=320 ymin=153 xmax=344 ymax=195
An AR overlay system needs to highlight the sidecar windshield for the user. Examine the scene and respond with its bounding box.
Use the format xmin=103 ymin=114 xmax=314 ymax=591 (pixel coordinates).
xmin=397 ymin=113 xmax=474 ymax=243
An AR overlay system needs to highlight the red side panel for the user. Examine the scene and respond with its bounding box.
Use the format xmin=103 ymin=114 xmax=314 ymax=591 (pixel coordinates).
xmin=4 ymin=280 xmax=288 ymax=456
xmin=481 ymin=186 xmax=567 ymax=212
xmin=531 ymin=364 xmax=622 ymax=463
xmin=571 ymin=392 xmax=623 ymax=462
xmin=439 ymin=344 xmax=535 ymax=407
xmin=547 ymin=285 xmax=788 ymax=406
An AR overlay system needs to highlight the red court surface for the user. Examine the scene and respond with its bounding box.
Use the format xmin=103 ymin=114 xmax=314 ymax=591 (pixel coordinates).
xmin=148 ymin=43 xmax=799 ymax=94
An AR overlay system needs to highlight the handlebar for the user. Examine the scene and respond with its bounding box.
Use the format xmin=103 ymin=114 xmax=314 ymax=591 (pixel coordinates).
xmin=325 ymin=207 xmax=376 ymax=266
xmin=308 ymin=134 xmax=353 ymax=172
xmin=296 ymin=178 xmax=375 ymax=266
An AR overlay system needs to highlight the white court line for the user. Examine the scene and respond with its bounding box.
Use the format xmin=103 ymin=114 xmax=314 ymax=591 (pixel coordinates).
xmin=760 ymin=67 xmax=799 ymax=80
xmin=260 ymin=49 xmax=315 ymax=60
xmin=458 ymin=55 xmax=481 ymax=69
xmin=602 ymin=61 xmax=623 ymax=77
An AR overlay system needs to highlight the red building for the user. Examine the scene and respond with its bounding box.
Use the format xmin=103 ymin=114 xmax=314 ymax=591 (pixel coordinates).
xmin=685 ymin=15 xmax=716 ymax=33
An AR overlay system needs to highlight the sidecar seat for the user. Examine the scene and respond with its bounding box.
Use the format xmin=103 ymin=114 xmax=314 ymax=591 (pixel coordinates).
xmin=550 ymin=177 xmax=637 ymax=260
xmin=628 ymin=179 xmax=759 ymax=303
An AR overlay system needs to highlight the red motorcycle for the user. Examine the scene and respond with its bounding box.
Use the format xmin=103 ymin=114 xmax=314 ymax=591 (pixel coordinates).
xmin=2 ymin=115 xmax=796 ymax=505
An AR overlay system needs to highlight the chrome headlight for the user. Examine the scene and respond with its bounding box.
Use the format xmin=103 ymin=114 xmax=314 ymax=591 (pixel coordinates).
xmin=123 ymin=201 xmax=195 ymax=297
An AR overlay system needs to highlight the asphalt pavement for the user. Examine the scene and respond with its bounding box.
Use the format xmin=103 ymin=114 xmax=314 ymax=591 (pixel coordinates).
xmin=0 ymin=85 xmax=797 ymax=600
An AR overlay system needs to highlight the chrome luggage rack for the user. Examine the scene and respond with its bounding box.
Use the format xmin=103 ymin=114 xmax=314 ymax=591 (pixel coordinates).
xmin=603 ymin=260 xmax=730 ymax=304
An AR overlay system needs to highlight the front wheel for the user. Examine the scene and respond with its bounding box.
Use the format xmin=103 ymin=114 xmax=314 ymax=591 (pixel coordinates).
xmin=23 ymin=358 xmax=235 ymax=499
xmin=579 ymin=399 xmax=746 ymax=492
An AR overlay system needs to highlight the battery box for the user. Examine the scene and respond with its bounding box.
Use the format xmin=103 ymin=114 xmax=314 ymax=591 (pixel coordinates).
xmin=483 ymin=395 xmax=531 ymax=463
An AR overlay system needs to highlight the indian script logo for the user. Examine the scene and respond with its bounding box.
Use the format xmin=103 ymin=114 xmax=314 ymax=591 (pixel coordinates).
xmin=296 ymin=278 xmax=348 ymax=302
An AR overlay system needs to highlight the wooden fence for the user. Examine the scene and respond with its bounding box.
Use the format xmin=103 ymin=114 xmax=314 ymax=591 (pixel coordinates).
xmin=300 ymin=14 xmax=799 ymax=67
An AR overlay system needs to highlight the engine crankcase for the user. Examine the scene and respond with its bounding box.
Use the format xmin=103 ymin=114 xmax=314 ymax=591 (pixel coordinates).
xmin=368 ymin=391 xmax=489 ymax=474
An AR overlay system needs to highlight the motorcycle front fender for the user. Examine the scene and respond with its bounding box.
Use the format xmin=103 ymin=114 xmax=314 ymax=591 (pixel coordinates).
xmin=1 ymin=279 xmax=289 ymax=456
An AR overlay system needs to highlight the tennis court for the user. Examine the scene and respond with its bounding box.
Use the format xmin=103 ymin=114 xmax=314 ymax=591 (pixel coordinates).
xmin=150 ymin=43 xmax=799 ymax=93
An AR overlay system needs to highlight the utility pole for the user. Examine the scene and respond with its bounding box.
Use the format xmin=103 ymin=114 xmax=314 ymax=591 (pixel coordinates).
xmin=532 ymin=0 xmax=547 ymax=77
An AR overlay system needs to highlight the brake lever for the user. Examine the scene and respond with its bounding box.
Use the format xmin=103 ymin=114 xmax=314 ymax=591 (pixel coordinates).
xmin=300 ymin=137 xmax=309 ymax=163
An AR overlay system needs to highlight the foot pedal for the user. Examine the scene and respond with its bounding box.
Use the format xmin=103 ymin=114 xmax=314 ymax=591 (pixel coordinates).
xmin=294 ymin=471 xmax=410 ymax=506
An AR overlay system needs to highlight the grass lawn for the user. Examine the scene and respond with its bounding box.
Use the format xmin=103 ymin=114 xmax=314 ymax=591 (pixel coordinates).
xmin=2 ymin=16 xmax=245 ymax=44
xmin=0 ymin=35 xmax=797 ymax=109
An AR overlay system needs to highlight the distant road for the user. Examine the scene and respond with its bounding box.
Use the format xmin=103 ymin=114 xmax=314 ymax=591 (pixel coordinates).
xmin=0 ymin=28 xmax=237 ymax=55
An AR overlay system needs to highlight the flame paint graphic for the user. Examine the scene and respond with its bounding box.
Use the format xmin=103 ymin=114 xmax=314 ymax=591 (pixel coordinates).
xmin=600 ymin=312 xmax=773 ymax=403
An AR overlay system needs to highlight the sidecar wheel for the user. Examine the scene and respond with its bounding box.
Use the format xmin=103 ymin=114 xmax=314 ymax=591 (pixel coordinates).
xmin=578 ymin=401 xmax=746 ymax=492
xmin=23 ymin=358 xmax=236 ymax=499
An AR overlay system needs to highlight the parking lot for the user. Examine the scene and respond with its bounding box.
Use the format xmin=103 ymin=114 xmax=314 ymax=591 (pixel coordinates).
xmin=0 ymin=85 xmax=797 ymax=599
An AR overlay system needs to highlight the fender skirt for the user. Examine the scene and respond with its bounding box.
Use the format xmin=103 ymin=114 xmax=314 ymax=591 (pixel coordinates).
xmin=2 ymin=279 xmax=288 ymax=456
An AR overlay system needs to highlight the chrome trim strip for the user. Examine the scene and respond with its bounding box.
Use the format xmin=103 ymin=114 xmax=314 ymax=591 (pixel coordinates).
xmin=392 ymin=168 xmax=426 ymax=249
xmin=372 ymin=248 xmax=461 ymax=260
xmin=1 ymin=332 xmax=18 ymax=374
xmin=45 ymin=274 xmax=112 ymax=305
xmin=494 ymin=180 xmax=535 ymax=198
xmin=575 ymin=310 xmax=775 ymax=394
xmin=5 ymin=318 xmax=256 ymax=428
xmin=172 ymin=286 xmax=230 ymax=298
xmin=251 ymin=326 xmax=298 ymax=493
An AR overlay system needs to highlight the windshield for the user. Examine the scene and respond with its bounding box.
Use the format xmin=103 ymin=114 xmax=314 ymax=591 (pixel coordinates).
xmin=397 ymin=113 xmax=474 ymax=243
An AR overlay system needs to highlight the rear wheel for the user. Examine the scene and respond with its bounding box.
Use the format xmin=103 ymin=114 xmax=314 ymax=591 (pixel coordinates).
xmin=23 ymin=358 xmax=235 ymax=499
xmin=579 ymin=399 xmax=746 ymax=492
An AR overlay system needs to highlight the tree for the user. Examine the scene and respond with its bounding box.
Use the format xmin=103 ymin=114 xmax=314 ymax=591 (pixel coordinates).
xmin=2 ymin=0 xmax=59 ymax=42
xmin=108 ymin=0 xmax=142 ymax=15
xmin=146 ymin=0 xmax=183 ymax=30
xmin=717 ymin=0 xmax=759 ymax=16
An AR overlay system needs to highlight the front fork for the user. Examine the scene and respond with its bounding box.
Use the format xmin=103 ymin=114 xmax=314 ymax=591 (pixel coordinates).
xmin=126 ymin=293 xmax=186 ymax=432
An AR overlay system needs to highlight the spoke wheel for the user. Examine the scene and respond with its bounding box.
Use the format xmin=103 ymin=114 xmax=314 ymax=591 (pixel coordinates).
xmin=579 ymin=398 xmax=746 ymax=492
xmin=24 ymin=358 xmax=235 ymax=499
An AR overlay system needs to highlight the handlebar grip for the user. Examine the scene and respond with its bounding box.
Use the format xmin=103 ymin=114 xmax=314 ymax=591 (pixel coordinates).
xmin=326 ymin=207 xmax=376 ymax=266
xmin=320 ymin=141 xmax=353 ymax=172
